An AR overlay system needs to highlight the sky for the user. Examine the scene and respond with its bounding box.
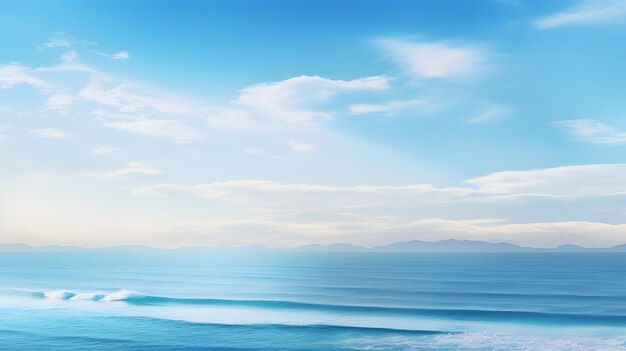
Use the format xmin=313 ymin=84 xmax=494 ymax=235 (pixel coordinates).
xmin=1 ymin=0 xmax=626 ymax=248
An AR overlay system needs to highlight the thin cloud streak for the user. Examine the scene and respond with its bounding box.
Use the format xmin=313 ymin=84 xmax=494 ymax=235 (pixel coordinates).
xmin=535 ymin=0 xmax=626 ymax=29
xmin=555 ymin=119 xmax=626 ymax=145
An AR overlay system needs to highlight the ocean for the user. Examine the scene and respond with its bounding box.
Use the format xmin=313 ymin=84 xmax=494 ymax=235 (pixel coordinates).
xmin=1 ymin=252 xmax=626 ymax=350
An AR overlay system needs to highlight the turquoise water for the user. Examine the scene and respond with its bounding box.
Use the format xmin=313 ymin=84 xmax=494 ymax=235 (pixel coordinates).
xmin=1 ymin=252 xmax=626 ymax=350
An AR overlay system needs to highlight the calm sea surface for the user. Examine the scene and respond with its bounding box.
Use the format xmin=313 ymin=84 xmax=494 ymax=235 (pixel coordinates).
xmin=1 ymin=252 xmax=626 ymax=350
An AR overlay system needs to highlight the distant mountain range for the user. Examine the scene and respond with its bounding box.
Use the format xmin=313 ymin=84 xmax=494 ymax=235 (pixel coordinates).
xmin=3 ymin=239 xmax=626 ymax=253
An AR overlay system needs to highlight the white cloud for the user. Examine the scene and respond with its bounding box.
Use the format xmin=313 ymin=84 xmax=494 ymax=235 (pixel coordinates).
xmin=535 ymin=0 xmax=626 ymax=29
xmin=78 ymin=162 xmax=161 ymax=179
xmin=60 ymin=50 xmax=79 ymax=63
xmin=28 ymin=128 xmax=73 ymax=140
xmin=46 ymin=93 xmax=75 ymax=110
xmin=287 ymin=139 xmax=315 ymax=152
xmin=103 ymin=119 xmax=207 ymax=143
xmin=235 ymin=75 xmax=391 ymax=123
xmin=90 ymin=146 xmax=122 ymax=155
xmin=206 ymin=107 xmax=270 ymax=132
xmin=80 ymin=78 xmax=162 ymax=113
xmin=242 ymin=147 xmax=286 ymax=160
xmin=468 ymin=105 xmax=510 ymax=124
xmin=5 ymin=55 xmax=399 ymax=140
xmin=94 ymin=50 xmax=131 ymax=60
xmin=28 ymin=62 xmax=224 ymax=144
xmin=466 ymin=163 xmax=626 ymax=196
xmin=133 ymin=180 xmax=474 ymax=213
xmin=0 ymin=63 xmax=50 ymax=89
xmin=128 ymin=217 xmax=626 ymax=248
xmin=377 ymin=38 xmax=489 ymax=80
xmin=243 ymin=147 xmax=267 ymax=155
xmin=349 ymin=99 xmax=427 ymax=115
xmin=555 ymin=119 xmax=626 ymax=145
xmin=133 ymin=164 xmax=626 ymax=219
xmin=111 ymin=51 xmax=130 ymax=60
xmin=78 ymin=75 xmax=218 ymax=120
xmin=41 ymin=37 xmax=72 ymax=49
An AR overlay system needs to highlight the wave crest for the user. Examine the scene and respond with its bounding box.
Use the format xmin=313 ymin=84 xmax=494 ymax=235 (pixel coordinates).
xmin=41 ymin=289 xmax=144 ymax=302
xmin=43 ymin=290 xmax=76 ymax=300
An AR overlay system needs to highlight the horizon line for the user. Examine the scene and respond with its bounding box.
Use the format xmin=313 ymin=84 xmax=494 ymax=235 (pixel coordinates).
xmin=3 ymin=238 xmax=626 ymax=251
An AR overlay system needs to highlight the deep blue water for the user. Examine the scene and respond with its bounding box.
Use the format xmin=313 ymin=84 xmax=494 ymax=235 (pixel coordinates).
xmin=1 ymin=252 xmax=626 ymax=350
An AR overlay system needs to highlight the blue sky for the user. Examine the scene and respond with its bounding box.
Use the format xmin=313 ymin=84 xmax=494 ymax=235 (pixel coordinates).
xmin=1 ymin=0 xmax=626 ymax=248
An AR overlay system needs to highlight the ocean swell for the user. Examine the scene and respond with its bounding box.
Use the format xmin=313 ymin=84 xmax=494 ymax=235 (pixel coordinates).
xmin=40 ymin=289 xmax=145 ymax=302
xmin=3 ymin=289 xmax=626 ymax=327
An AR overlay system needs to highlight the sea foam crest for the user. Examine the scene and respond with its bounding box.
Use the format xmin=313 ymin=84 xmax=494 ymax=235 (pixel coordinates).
xmin=102 ymin=289 xmax=144 ymax=301
xmin=431 ymin=333 xmax=626 ymax=351
xmin=345 ymin=334 xmax=626 ymax=351
xmin=70 ymin=292 xmax=107 ymax=301
xmin=42 ymin=289 xmax=144 ymax=302
xmin=43 ymin=290 xmax=76 ymax=300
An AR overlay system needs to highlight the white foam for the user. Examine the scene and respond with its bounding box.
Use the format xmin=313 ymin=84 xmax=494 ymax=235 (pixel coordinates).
xmin=22 ymin=289 xmax=626 ymax=349
xmin=43 ymin=290 xmax=76 ymax=300
xmin=101 ymin=289 xmax=144 ymax=301
xmin=344 ymin=334 xmax=626 ymax=351
xmin=69 ymin=292 xmax=107 ymax=301
xmin=41 ymin=289 xmax=144 ymax=302
xmin=432 ymin=333 xmax=626 ymax=351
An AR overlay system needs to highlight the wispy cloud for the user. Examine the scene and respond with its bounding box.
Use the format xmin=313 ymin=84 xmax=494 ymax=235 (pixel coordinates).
xmin=125 ymin=160 xmax=626 ymax=247
xmin=2 ymin=45 xmax=428 ymax=147
xmin=78 ymin=75 xmax=213 ymax=117
xmin=124 ymin=217 xmax=626 ymax=248
xmin=133 ymin=180 xmax=473 ymax=212
xmin=0 ymin=63 xmax=51 ymax=89
xmin=111 ymin=51 xmax=130 ymax=60
xmin=41 ymin=34 xmax=130 ymax=62
xmin=555 ymin=119 xmax=626 ymax=145
xmin=45 ymin=93 xmax=75 ymax=110
xmin=135 ymin=163 xmax=626 ymax=214
xmin=59 ymin=50 xmax=79 ymax=63
xmin=243 ymin=147 xmax=267 ymax=155
xmin=103 ymin=120 xmax=207 ymax=143
xmin=78 ymin=162 xmax=161 ymax=179
xmin=28 ymin=128 xmax=73 ymax=140
xmin=376 ymin=38 xmax=489 ymax=80
xmin=93 ymin=50 xmax=131 ymax=60
xmin=90 ymin=146 xmax=122 ymax=155
xmin=40 ymin=35 xmax=73 ymax=49
xmin=468 ymin=105 xmax=511 ymax=124
xmin=466 ymin=163 xmax=626 ymax=196
xmin=349 ymin=99 xmax=427 ymax=115
xmin=288 ymin=139 xmax=315 ymax=152
xmin=535 ymin=0 xmax=626 ymax=29
xmin=235 ymin=75 xmax=391 ymax=124
xmin=123 ymin=162 xmax=626 ymax=246
xmin=242 ymin=147 xmax=285 ymax=160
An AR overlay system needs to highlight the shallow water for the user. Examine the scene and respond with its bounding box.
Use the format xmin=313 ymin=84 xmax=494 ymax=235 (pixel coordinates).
xmin=1 ymin=252 xmax=626 ymax=350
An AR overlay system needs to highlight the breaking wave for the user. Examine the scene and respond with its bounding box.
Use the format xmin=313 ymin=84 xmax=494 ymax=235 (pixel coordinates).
xmin=3 ymin=289 xmax=626 ymax=327
xmin=0 ymin=289 xmax=146 ymax=302
xmin=42 ymin=289 xmax=145 ymax=302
